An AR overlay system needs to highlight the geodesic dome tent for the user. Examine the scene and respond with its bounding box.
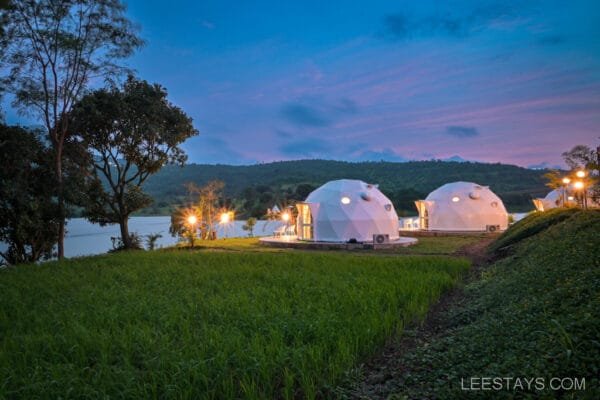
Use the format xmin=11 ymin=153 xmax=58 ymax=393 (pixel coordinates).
xmin=295 ymin=179 xmax=399 ymax=242
xmin=533 ymin=187 xmax=599 ymax=211
xmin=532 ymin=189 xmax=565 ymax=211
xmin=415 ymin=182 xmax=508 ymax=232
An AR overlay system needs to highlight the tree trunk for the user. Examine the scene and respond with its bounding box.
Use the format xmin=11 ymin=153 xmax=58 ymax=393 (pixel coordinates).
xmin=119 ymin=215 xmax=132 ymax=249
xmin=56 ymin=146 xmax=65 ymax=260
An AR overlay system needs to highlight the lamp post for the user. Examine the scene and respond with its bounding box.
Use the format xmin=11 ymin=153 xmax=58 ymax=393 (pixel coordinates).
xmin=281 ymin=211 xmax=290 ymax=237
xmin=575 ymin=170 xmax=588 ymax=209
xmin=573 ymin=181 xmax=586 ymax=210
xmin=219 ymin=211 xmax=233 ymax=238
xmin=562 ymin=177 xmax=570 ymax=207
xmin=187 ymin=215 xmax=198 ymax=248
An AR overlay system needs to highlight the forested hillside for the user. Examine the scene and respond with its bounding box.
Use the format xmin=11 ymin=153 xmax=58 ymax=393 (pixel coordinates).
xmin=139 ymin=160 xmax=549 ymax=217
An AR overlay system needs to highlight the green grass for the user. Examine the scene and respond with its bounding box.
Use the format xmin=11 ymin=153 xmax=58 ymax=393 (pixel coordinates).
xmin=488 ymin=207 xmax=578 ymax=254
xmin=0 ymin=250 xmax=469 ymax=399
xmin=392 ymin=235 xmax=486 ymax=255
xmin=174 ymin=235 xmax=482 ymax=256
xmin=387 ymin=209 xmax=600 ymax=399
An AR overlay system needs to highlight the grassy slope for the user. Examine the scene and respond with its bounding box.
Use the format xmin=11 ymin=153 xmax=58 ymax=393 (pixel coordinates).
xmin=388 ymin=209 xmax=600 ymax=399
xmin=0 ymin=249 xmax=469 ymax=399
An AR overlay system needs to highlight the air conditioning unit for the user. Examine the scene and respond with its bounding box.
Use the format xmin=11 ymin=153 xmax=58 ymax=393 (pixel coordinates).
xmin=486 ymin=224 xmax=501 ymax=232
xmin=373 ymin=234 xmax=390 ymax=244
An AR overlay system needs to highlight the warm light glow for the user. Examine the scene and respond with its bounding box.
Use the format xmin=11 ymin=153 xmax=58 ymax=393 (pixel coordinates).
xmin=281 ymin=212 xmax=290 ymax=222
xmin=562 ymin=177 xmax=571 ymax=184
xmin=576 ymin=170 xmax=586 ymax=178
xmin=452 ymin=196 xmax=460 ymax=203
xmin=187 ymin=215 xmax=197 ymax=225
xmin=220 ymin=212 xmax=231 ymax=224
xmin=341 ymin=196 xmax=351 ymax=204
xmin=574 ymin=181 xmax=584 ymax=190
xmin=567 ymin=196 xmax=574 ymax=201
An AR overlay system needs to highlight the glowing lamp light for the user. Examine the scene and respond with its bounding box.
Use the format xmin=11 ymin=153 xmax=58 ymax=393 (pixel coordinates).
xmin=341 ymin=196 xmax=351 ymax=205
xmin=452 ymin=196 xmax=460 ymax=203
xmin=187 ymin=215 xmax=197 ymax=225
xmin=576 ymin=170 xmax=586 ymax=178
xmin=281 ymin=212 xmax=290 ymax=222
xmin=562 ymin=177 xmax=571 ymax=184
xmin=573 ymin=181 xmax=584 ymax=190
xmin=220 ymin=212 xmax=231 ymax=224
xmin=567 ymin=196 xmax=574 ymax=201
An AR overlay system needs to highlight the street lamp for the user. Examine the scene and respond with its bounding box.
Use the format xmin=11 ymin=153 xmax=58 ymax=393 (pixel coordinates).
xmin=562 ymin=177 xmax=571 ymax=206
xmin=573 ymin=181 xmax=586 ymax=209
xmin=576 ymin=170 xmax=586 ymax=178
xmin=281 ymin=211 xmax=291 ymax=237
xmin=219 ymin=211 xmax=234 ymax=238
xmin=220 ymin=211 xmax=233 ymax=224
xmin=187 ymin=215 xmax=198 ymax=248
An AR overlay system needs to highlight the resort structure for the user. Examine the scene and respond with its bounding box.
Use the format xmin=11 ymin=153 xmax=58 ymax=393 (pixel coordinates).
xmin=414 ymin=181 xmax=509 ymax=232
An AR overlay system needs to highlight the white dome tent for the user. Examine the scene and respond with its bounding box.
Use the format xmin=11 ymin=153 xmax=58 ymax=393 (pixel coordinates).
xmin=532 ymin=189 xmax=566 ymax=211
xmin=295 ymin=179 xmax=400 ymax=242
xmin=533 ymin=187 xmax=598 ymax=211
xmin=415 ymin=182 xmax=508 ymax=232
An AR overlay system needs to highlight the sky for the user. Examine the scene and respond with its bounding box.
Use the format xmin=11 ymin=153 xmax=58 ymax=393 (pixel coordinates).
xmin=5 ymin=0 xmax=600 ymax=167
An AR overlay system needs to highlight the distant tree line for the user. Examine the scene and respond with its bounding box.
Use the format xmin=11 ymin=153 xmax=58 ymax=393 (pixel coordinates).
xmin=136 ymin=159 xmax=554 ymax=218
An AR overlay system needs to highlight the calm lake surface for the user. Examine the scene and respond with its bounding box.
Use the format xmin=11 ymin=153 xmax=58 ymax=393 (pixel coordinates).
xmin=3 ymin=214 xmax=528 ymax=260
xmin=1 ymin=217 xmax=285 ymax=259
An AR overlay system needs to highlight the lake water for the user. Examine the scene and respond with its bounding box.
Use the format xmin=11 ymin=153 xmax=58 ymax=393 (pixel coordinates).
xmin=3 ymin=213 xmax=530 ymax=260
xmin=1 ymin=217 xmax=285 ymax=259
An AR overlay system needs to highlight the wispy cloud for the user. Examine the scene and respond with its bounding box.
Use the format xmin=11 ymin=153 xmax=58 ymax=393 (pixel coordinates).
xmin=382 ymin=3 xmax=518 ymax=40
xmin=279 ymin=138 xmax=333 ymax=157
xmin=280 ymin=103 xmax=331 ymax=127
xmin=280 ymin=97 xmax=359 ymax=128
xmin=445 ymin=126 xmax=480 ymax=138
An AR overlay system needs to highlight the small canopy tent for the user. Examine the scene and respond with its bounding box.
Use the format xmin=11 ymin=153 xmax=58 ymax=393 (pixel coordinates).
xmin=415 ymin=182 xmax=508 ymax=232
xmin=296 ymin=179 xmax=399 ymax=242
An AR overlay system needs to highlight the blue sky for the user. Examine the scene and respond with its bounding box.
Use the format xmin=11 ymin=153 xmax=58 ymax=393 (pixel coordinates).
xmin=5 ymin=0 xmax=600 ymax=167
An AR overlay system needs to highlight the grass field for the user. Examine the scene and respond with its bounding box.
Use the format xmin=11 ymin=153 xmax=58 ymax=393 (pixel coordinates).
xmin=0 ymin=248 xmax=469 ymax=399
xmin=382 ymin=209 xmax=600 ymax=399
xmin=177 ymin=235 xmax=484 ymax=255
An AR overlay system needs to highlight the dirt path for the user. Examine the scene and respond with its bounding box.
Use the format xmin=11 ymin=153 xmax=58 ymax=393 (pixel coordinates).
xmin=333 ymin=237 xmax=496 ymax=399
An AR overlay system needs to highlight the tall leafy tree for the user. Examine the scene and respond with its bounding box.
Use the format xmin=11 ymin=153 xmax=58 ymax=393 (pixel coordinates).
xmin=0 ymin=124 xmax=60 ymax=265
xmin=0 ymin=0 xmax=143 ymax=258
xmin=70 ymin=76 xmax=198 ymax=249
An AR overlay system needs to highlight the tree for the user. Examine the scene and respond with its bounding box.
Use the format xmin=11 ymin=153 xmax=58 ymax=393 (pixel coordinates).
xmin=145 ymin=233 xmax=162 ymax=250
xmin=242 ymin=217 xmax=257 ymax=237
xmin=71 ymin=77 xmax=198 ymax=249
xmin=185 ymin=180 xmax=225 ymax=240
xmin=169 ymin=206 xmax=199 ymax=247
xmin=0 ymin=124 xmax=60 ymax=265
xmin=562 ymin=145 xmax=599 ymax=174
xmin=0 ymin=0 xmax=143 ymax=258
xmin=542 ymin=170 xmax=564 ymax=190
xmin=170 ymin=181 xmax=226 ymax=244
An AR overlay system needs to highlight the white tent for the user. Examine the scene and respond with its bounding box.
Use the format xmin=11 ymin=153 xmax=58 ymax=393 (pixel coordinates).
xmin=533 ymin=187 xmax=598 ymax=211
xmin=415 ymin=182 xmax=508 ymax=232
xmin=295 ymin=179 xmax=399 ymax=242
xmin=532 ymin=189 xmax=565 ymax=211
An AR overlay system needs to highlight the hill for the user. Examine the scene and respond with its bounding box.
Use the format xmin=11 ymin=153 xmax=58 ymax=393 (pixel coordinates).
xmin=345 ymin=209 xmax=600 ymax=398
xmin=140 ymin=160 xmax=550 ymax=217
